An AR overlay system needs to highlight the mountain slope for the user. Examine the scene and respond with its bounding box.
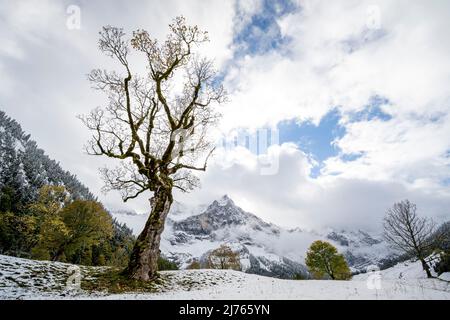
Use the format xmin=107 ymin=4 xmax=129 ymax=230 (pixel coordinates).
xmin=0 ymin=110 xmax=94 ymax=209
xmin=0 ymin=110 xmax=134 ymax=261
xmin=112 ymin=195 xmax=395 ymax=279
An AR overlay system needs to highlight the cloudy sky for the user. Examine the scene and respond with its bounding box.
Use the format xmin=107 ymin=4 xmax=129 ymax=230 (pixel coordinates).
xmin=1 ymin=0 xmax=449 ymax=231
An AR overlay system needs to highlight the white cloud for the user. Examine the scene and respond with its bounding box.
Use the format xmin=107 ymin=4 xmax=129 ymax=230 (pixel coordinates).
xmin=176 ymin=143 xmax=450 ymax=231
xmin=1 ymin=0 xmax=449 ymax=231
xmin=218 ymin=0 xmax=450 ymax=190
xmin=324 ymin=114 xmax=450 ymax=184
xmin=176 ymin=0 xmax=450 ymax=230
xmin=223 ymin=0 xmax=450 ymax=126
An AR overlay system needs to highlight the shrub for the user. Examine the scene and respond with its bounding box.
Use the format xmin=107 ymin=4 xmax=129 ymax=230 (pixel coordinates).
xmin=158 ymin=256 xmax=179 ymax=270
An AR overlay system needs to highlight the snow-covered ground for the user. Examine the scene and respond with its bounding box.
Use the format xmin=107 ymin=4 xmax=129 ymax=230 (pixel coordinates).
xmin=354 ymin=259 xmax=441 ymax=281
xmin=0 ymin=254 xmax=448 ymax=300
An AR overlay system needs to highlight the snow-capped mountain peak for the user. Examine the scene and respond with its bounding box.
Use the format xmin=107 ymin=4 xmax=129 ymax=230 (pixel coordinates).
xmin=111 ymin=195 xmax=395 ymax=279
xmin=215 ymin=194 xmax=234 ymax=207
xmin=172 ymin=195 xmax=278 ymax=237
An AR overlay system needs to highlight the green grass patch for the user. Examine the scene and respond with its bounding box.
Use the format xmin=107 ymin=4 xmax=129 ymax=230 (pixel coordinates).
xmin=81 ymin=268 xmax=166 ymax=294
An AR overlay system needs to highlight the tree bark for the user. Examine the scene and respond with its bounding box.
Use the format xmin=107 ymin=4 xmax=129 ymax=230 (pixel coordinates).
xmin=125 ymin=186 xmax=173 ymax=281
xmin=419 ymin=258 xmax=433 ymax=278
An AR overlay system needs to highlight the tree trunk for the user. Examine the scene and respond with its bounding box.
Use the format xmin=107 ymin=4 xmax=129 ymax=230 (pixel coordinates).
xmin=125 ymin=186 xmax=173 ymax=281
xmin=420 ymin=258 xmax=433 ymax=278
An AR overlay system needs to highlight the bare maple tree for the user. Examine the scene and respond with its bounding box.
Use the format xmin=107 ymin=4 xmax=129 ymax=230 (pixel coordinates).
xmin=383 ymin=200 xmax=437 ymax=278
xmin=80 ymin=17 xmax=226 ymax=280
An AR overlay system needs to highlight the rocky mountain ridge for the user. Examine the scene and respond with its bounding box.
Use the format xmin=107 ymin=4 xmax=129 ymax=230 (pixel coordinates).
xmin=112 ymin=195 xmax=395 ymax=279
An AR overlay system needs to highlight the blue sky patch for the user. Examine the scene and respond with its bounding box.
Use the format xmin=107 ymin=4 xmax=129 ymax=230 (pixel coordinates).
xmin=341 ymin=153 xmax=364 ymax=162
xmin=222 ymin=109 xmax=350 ymax=178
xmin=222 ymin=98 xmax=392 ymax=179
xmin=233 ymin=0 xmax=297 ymax=56
xmin=442 ymin=177 xmax=450 ymax=186
xmin=348 ymin=95 xmax=392 ymax=122
xmin=342 ymin=29 xmax=387 ymax=54
xmin=277 ymin=109 xmax=346 ymax=162
xmin=276 ymin=109 xmax=348 ymax=178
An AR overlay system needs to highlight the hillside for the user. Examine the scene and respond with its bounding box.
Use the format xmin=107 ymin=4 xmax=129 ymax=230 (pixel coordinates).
xmin=0 ymin=254 xmax=448 ymax=300
xmin=0 ymin=111 xmax=134 ymax=265
xmin=0 ymin=110 xmax=94 ymax=209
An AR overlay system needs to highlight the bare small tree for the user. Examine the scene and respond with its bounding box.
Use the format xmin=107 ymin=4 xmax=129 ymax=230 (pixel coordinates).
xmin=383 ymin=200 xmax=436 ymax=278
xmin=80 ymin=17 xmax=226 ymax=280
